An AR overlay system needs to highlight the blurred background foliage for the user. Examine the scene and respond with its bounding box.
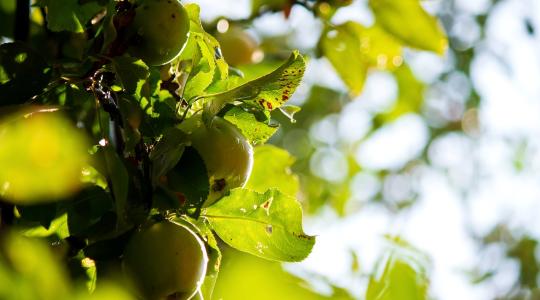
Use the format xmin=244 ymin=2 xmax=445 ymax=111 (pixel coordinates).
xmin=0 ymin=0 xmax=539 ymax=299
xmin=195 ymin=0 xmax=539 ymax=299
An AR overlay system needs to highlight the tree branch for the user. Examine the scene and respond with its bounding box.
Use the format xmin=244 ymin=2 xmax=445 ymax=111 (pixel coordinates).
xmin=14 ymin=0 xmax=30 ymax=41
xmin=0 ymin=199 xmax=14 ymax=229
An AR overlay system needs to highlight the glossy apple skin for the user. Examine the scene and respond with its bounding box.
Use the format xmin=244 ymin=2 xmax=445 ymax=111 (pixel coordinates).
xmin=128 ymin=0 xmax=190 ymax=66
xmin=178 ymin=116 xmax=254 ymax=206
xmin=122 ymin=221 xmax=208 ymax=300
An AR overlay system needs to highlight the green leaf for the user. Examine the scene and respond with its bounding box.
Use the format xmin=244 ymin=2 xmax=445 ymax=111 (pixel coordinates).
xmin=0 ymin=0 xmax=15 ymax=38
xmin=320 ymin=24 xmax=367 ymax=95
xmin=109 ymin=56 xmax=150 ymax=95
xmin=183 ymin=38 xmax=218 ymax=100
xmin=138 ymin=68 xmax=179 ymax=137
xmin=245 ymin=145 xmax=299 ymax=196
xmin=192 ymin=219 xmax=222 ymax=300
xmin=278 ymin=105 xmax=301 ymax=123
xmin=67 ymin=186 xmax=113 ymax=237
xmin=203 ymin=51 xmax=305 ymax=123
xmin=97 ymin=146 xmax=129 ymax=227
xmin=179 ymin=4 xmax=228 ymax=100
xmin=38 ymin=0 xmax=106 ymax=32
xmin=20 ymin=213 xmax=69 ymax=238
xmin=213 ymin=249 xmax=350 ymax=300
xmin=0 ymin=42 xmax=51 ymax=105
xmin=0 ymin=232 xmax=71 ymax=299
xmin=366 ymin=237 xmax=430 ymax=300
xmin=204 ymin=188 xmax=315 ymax=262
xmin=223 ymin=107 xmax=278 ymax=145
xmin=16 ymin=203 xmax=58 ymax=229
xmin=166 ymin=147 xmax=210 ymax=216
xmin=84 ymin=230 xmax=132 ymax=260
xmin=319 ymin=22 xmax=402 ymax=95
xmin=369 ymin=0 xmax=447 ymax=54
xmin=149 ymin=127 xmax=187 ymax=183
xmin=184 ymin=3 xmax=228 ymax=76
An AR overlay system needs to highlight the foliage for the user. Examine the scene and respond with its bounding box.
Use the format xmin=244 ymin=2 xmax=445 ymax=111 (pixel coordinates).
xmin=0 ymin=0 xmax=453 ymax=299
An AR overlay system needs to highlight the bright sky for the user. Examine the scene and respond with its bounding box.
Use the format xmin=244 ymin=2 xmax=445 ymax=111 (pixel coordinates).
xmin=190 ymin=0 xmax=540 ymax=299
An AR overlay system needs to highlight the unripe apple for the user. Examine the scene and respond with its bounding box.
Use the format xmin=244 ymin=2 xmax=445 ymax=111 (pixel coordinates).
xmin=128 ymin=0 xmax=190 ymax=66
xmin=173 ymin=116 xmax=254 ymax=206
xmin=215 ymin=26 xmax=260 ymax=66
xmin=122 ymin=221 xmax=208 ymax=300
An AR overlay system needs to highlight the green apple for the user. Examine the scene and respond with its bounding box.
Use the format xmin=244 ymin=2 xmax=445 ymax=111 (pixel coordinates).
xmin=122 ymin=221 xmax=208 ymax=300
xmin=128 ymin=0 xmax=190 ymax=66
xmin=174 ymin=116 xmax=254 ymax=206
xmin=216 ymin=26 xmax=260 ymax=66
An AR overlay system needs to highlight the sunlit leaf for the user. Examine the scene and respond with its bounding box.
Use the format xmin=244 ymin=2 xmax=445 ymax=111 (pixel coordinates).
xmin=319 ymin=22 xmax=403 ymax=95
xmin=203 ymin=51 xmax=305 ymax=122
xmin=223 ymin=107 xmax=278 ymax=145
xmin=204 ymin=188 xmax=315 ymax=262
xmin=37 ymin=0 xmax=106 ymax=33
xmin=278 ymin=105 xmax=301 ymax=123
xmin=213 ymin=249 xmax=354 ymax=300
xmin=366 ymin=236 xmax=430 ymax=300
xmin=20 ymin=213 xmax=69 ymax=238
xmin=245 ymin=145 xmax=299 ymax=196
xmin=320 ymin=24 xmax=367 ymax=95
xmin=369 ymin=0 xmax=447 ymax=54
xmin=109 ymin=56 xmax=150 ymax=94
xmin=178 ymin=4 xmax=228 ymax=100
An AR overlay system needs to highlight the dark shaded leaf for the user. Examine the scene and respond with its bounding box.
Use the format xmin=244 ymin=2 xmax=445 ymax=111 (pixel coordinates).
xmin=167 ymin=147 xmax=209 ymax=217
xmin=0 ymin=42 xmax=51 ymax=105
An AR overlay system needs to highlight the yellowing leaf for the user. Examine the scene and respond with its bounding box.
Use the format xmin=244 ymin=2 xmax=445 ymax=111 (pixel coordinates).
xmin=320 ymin=23 xmax=368 ymax=95
xmin=369 ymin=0 xmax=448 ymax=54
xmin=320 ymin=22 xmax=402 ymax=95
xmin=0 ymin=111 xmax=90 ymax=204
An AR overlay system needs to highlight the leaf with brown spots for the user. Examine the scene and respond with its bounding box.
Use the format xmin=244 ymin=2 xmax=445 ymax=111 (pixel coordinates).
xmin=203 ymin=188 xmax=315 ymax=262
xmin=202 ymin=51 xmax=306 ymax=123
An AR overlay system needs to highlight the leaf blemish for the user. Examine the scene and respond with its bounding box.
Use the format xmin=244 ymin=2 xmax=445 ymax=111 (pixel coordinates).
xmin=294 ymin=232 xmax=312 ymax=240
